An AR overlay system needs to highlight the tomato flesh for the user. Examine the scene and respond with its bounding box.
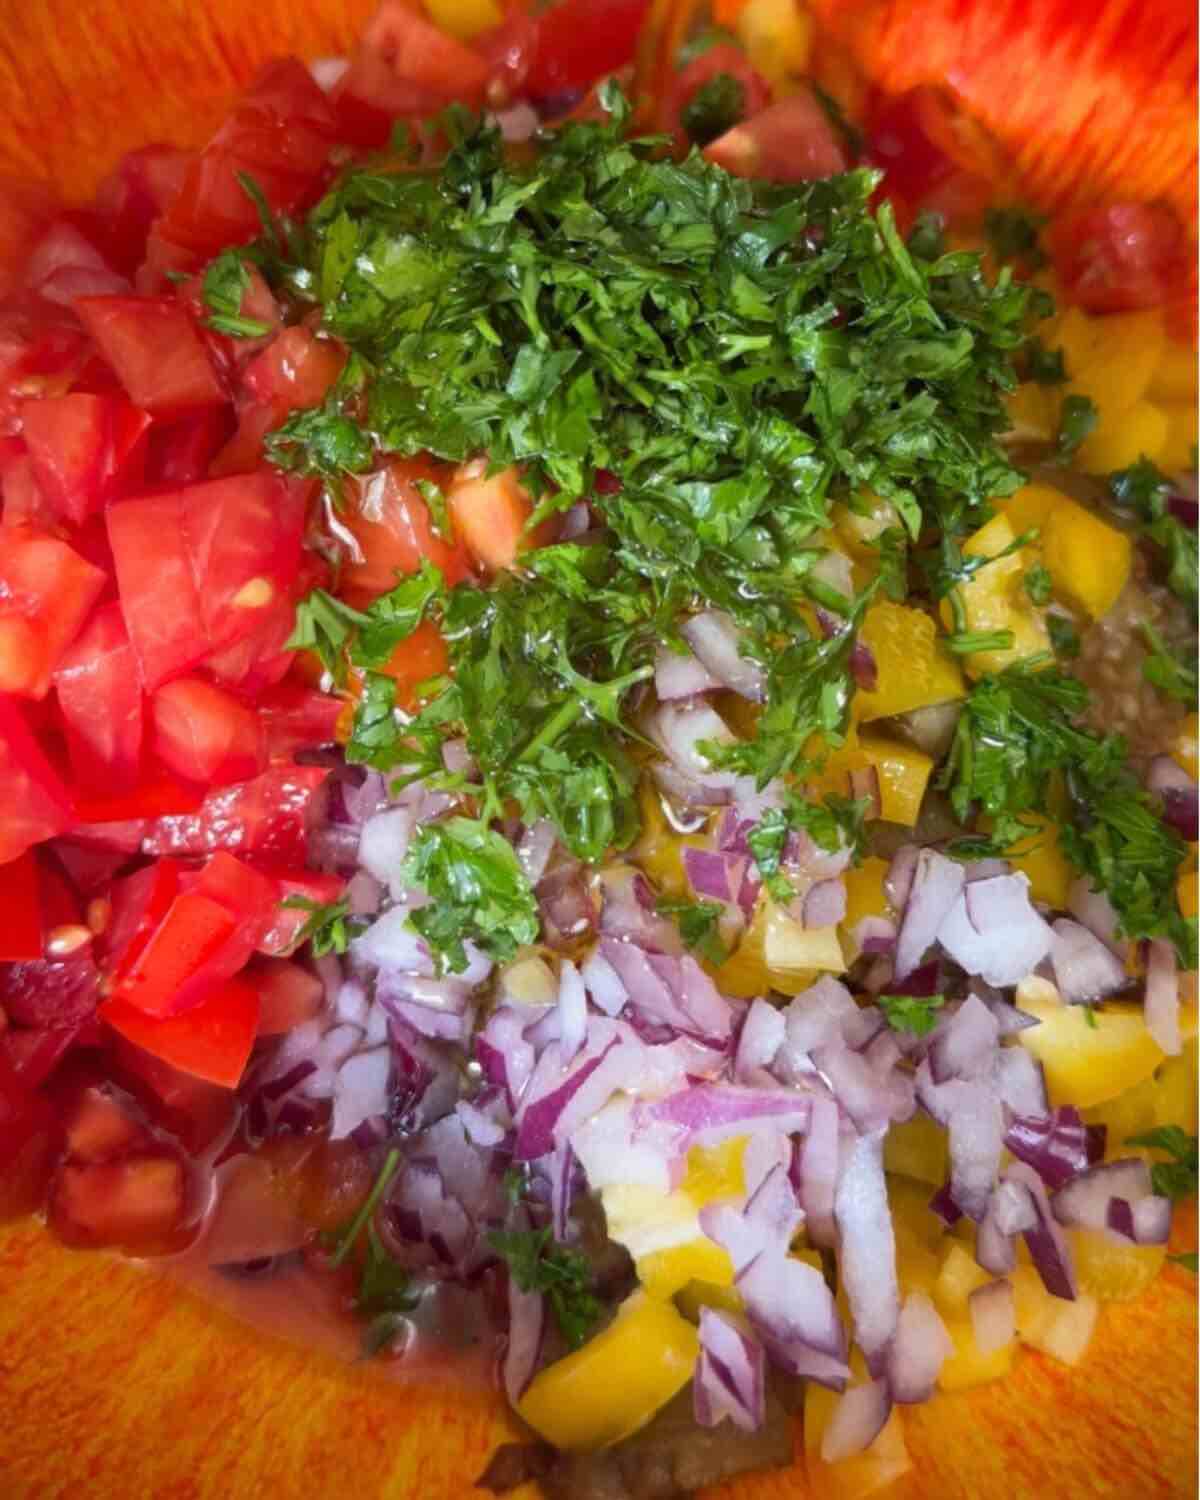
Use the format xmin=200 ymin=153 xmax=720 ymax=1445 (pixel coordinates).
xmin=705 ymin=87 xmax=848 ymax=182
xmin=102 ymin=976 xmax=260 ymax=1088
xmin=524 ymin=0 xmax=650 ymax=101
xmin=0 ymin=848 xmax=42 ymax=959
xmin=151 ymin=676 xmax=267 ymax=786
xmin=48 ymin=1153 xmax=188 ymax=1252
xmin=107 ymin=491 xmax=208 ymax=689
xmin=1053 ymin=201 xmax=1187 ymax=314
xmin=256 ymin=869 xmax=346 ymax=957
xmin=140 ymin=764 xmax=330 ymax=864
xmin=76 ymin=294 xmax=225 ymax=415
xmin=247 ymin=957 xmax=325 ymax=1034
xmin=0 ymin=695 xmax=76 ymax=862
xmin=0 ymin=526 xmax=107 ymax=698
xmin=342 ymin=458 xmax=474 ymax=603
xmin=54 ymin=600 xmax=144 ymax=791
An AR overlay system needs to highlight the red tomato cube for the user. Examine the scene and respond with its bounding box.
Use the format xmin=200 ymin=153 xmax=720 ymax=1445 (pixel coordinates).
xmin=141 ymin=763 xmax=331 ymax=865
xmin=0 ymin=694 xmax=76 ymax=861
xmin=75 ymin=294 xmax=225 ymax=415
xmin=54 ymin=600 xmax=144 ymax=791
xmin=0 ymin=526 xmax=107 ymax=698
xmin=107 ymin=491 xmax=208 ymax=690
xmin=48 ymin=1153 xmax=187 ymax=1251
xmin=102 ymin=976 xmax=260 ymax=1089
xmin=151 ymin=676 xmax=266 ymax=787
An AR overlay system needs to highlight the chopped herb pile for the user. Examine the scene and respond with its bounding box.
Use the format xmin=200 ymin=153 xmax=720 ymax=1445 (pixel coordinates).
xmin=487 ymin=1225 xmax=603 ymax=1349
xmin=880 ymin=993 xmax=946 ymax=1036
xmin=1126 ymin=1127 xmax=1198 ymax=1203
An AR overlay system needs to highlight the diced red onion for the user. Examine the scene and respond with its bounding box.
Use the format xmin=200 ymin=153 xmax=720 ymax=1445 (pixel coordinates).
xmin=680 ymin=610 xmax=766 ymax=702
xmin=649 ymin=701 xmax=741 ymax=797
xmin=1049 ymin=918 xmax=1129 ymax=1004
xmin=735 ymin=998 xmax=786 ymax=1080
xmin=738 ymin=1250 xmax=848 ymax=1384
xmin=571 ymin=1094 xmax=683 ymax=1195
xmin=649 ymin=1082 xmax=811 ymax=1149
xmin=502 ymin=1279 xmax=546 ymax=1403
xmin=820 ymin=1379 xmax=891 ymax=1463
xmin=887 ymin=1291 xmax=952 ymax=1403
xmin=1147 ymin=754 xmax=1199 ymax=839
xmin=651 ymin=758 xmax=735 ymax=810
xmin=515 ymin=1032 xmax=622 ymax=1161
xmin=1050 ymin=1157 xmax=1153 ymax=1232
xmin=1145 ymin=937 xmax=1181 ymax=1055
xmin=1126 ymin=1194 xmax=1172 ymax=1245
xmin=390 ymin=1018 xmax=461 ymax=1129
xmin=1005 ymin=1106 xmax=1102 ymax=1190
xmin=834 ymin=1130 xmax=899 ymax=1369
xmin=969 ymin=1278 xmax=1015 ymax=1355
xmin=1066 ymin=878 xmax=1127 ymax=959
xmin=885 ymin=844 xmax=919 ymax=911
xmin=357 ymin=806 xmax=416 ymax=890
xmin=804 ymin=878 xmax=847 ymax=929
xmin=683 ymin=847 xmax=746 ymax=904
xmin=580 ymin=948 xmax=627 ymax=1017
xmin=597 ymin=870 xmax=682 ymax=954
xmin=812 ymin=1042 xmax=895 ymax=1134
xmin=937 ymin=875 xmax=1053 ymax=988
xmin=457 ymin=1096 xmax=509 ymax=1149
xmin=782 ymin=975 xmax=856 ymax=1055
xmin=853 ymin=915 xmax=898 ymax=957
xmin=976 ymin=1179 xmax=1036 ymax=1274
xmin=1006 ymin=1161 xmax=1077 ymax=1300
xmin=476 ymin=1005 xmax=536 ymax=1111
xmin=894 ymin=850 xmax=965 ymax=981
xmin=694 ymin=1308 xmax=766 ymax=1432
xmin=992 ymin=1046 xmax=1049 ymax=1119
xmin=916 ymin=1063 xmax=1004 ymax=1220
xmin=538 ymin=859 xmax=597 ymax=946
xmin=654 ymin=642 xmax=720 ymax=700
xmin=556 ymin=959 xmax=588 ymax=1066
xmin=796 ymin=1093 xmax=841 ymax=1249
xmin=517 ymin=819 xmax=557 ymax=885
xmin=849 ymin=638 xmax=879 ymax=693
xmin=984 ymin=996 xmax=1042 ymax=1037
xmin=927 ymin=994 xmax=1000 ymax=1084
xmin=330 ymin=1045 xmax=390 ymax=1140
xmin=846 ymin=763 xmax=882 ymax=818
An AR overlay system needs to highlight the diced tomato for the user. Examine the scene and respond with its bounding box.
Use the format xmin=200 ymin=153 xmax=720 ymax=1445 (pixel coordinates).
xmin=0 ymin=848 xmax=41 ymax=959
xmin=332 ymin=1 xmax=491 ymax=148
xmin=75 ymin=767 xmax=203 ymax=824
xmin=446 ymin=461 xmax=554 ymax=573
xmin=475 ymin=6 xmax=539 ymax=104
xmin=1052 ymin=201 xmax=1187 ymax=315
xmin=363 ymin=616 xmax=449 ymax=711
xmin=54 ymin=601 xmax=143 ymax=792
xmin=104 ymin=859 xmax=183 ymax=977
xmin=1 ymin=455 xmax=56 ymax=530
xmin=3 ymin=1017 xmax=98 ymax=1091
xmin=189 ymin=849 xmax=281 ymax=931
xmin=75 ymin=294 xmax=225 ymax=415
xmin=523 ymin=0 xmax=650 ymax=101
xmin=0 ymin=177 xmax=58 ymax=300
xmin=705 ymin=87 xmax=848 ymax=182
xmin=342 ymin=458 xmax=474 ymax=604
xmin=21 ymin=393 xmax=153 ymax=525
xmin=256 ymin=870 xmax=346 ymax=957
xmin=0 ymin=1049 xmax=60 ymax=1220
xmin=0 ymin=694 xmax=75 ymax=861
xmin=145 ymin=406 xmax=235 ymax=487
xmin=246 ymin=956 xmax=325 ymax=1034
xmin=0 ymin=526 xmax=107 ymax=699
xmin=181 ymin=472 xmax=308 ymax=658
xmin=62 ymin=1084 xmax=147 ymax=1164
xmin=140 ymin=763 xmax=330 ymax=865
xmin=93 ymin=145 xmax=195 ymax=276
xmin=0 ymin=950 xmax=99 ymax=1028
xmin=258 ymin=677 xmax=344 ymax=758
xmin=48 ymin=1153 xmax=188 ymax=1251
xmin=50 ymin=837 xmax=136 ymax=895
xmin=102 ymin=976 xmax=260 ymax=1089
xmin=0 ymin=292 xmax=92 ymax=432
xmin=660 ymin=44 xmax=772 ymax=141
xmin=213 ymin=327 xmax=345 ymax=475
xmin=151 ymin=60 xmax=338 ymax=266
xmin=22 ymin=216 xmax=130 ymax=307
xmin=107 ymin=491 xmax=207 ymax=690
xmin=151 ymin=676 xmax=267 ymax=786
xmin=106 ymin=1037 xmax=236 ymax=1154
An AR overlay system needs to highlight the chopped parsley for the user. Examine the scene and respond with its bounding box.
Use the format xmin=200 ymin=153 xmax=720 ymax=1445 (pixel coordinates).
xmin=1023 ymin=336 xmax=1067 ymax=385
xmin=1107 ymin=458 xmax=1198 ymax=609
xmin=201 ymin=249 xmax=273 ymax=338
xmin=658 ymin=896 xmax=729 ymax=964
xmin=1023 ymin=561 xmax=1053 ymax=606
xmin=1055 ymin=394 xmax=1098 ymax=462
xmin=285 ymin=588 xmax=370 ymax=685
xmin=281 ymin=895 xmax=365 ymax=956
xmin=1140 ymin=622 xmax=1198 ymax=704
xmin=487 ymin=1225 xmax=603 ymax=1350
xmin=984 ymin=205 xmax=1047 ymax=270
xmin=680 ymin=73 xmax=746 ymax=146
xmin=1125 ymin=1127 xmax=1198 ymax=1202
xmin=879 ymin=993 xmax=946 ymax=1036
xmin=319 ymin=1151 xmax=418 ymax=1359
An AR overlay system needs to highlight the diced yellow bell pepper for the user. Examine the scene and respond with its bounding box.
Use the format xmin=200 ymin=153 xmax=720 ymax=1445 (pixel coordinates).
xmin=884 ymin=1113 xmax=949 ymax=1188
xmin=1039 ymin=494 xmax=1132 ymax=618
xmin=858 ymin=735 xmax=933 ymax=827
xmin=517 ymin=1291 xmax=700 ymax=1450
xmin=683 ymin=1136 xmax=747 ymax=1201
xmin=1009 ymin=1264 xmax=1056 ymax=1346
xmin=1055 ymin=306 xmax=1165 ymax=415
xmin=1172 ymin=714 xmax=1198 ymax=780
xmin=1006 ymin=382 xmax=1061 ymax=444
xmin=832 ymin=490 xmax=900 ymax=559
xmin=937 ymin=1318 xmax=1014 ymax=1391
xmin=764 ymin=901 xmax=846 ymax=977
xmin=854 ymin=601 xmax=965 ymax=721
xmin=1016 ymin=990 xmax=1167 ymax=1109
xmin=631 ymin=779 xmax=708 ymax=902
xmin=805 ymin=1386 xmax=913 ymax=1499
xmin=1180 ymin=867 xmax=1198 ymax=922
xmin=735 ymin=0 xmax=813 ymax=82
xmin=999 ymin=480 xmax=1063 ymax=537
xmin=888 ymin=1174 xmax=947 ymax=1256
xmin=675 ymin=1278 xmax=743 ymax=1322
xmin=423 ymin=0 xmax=501 ymax=39
xmin=1154 ymin=399 xmax=1200 ymax=473
xmin=1076 ymin=399 xmax=1169 ymax=474
xmin=983 ymin=811 xmax=1072 ymax=907
xmin=1148 ymin=336 xmax=1198 ymax=403
xmin=638 ymin=1239 xmax=735 ymax=1299
xmin=1067 ymin=1229 xmax=1166 ymax=1303
xmin=943 ymin=513 xmax=1050 ymax=676
xmin=934 ymin=1243 xmax=993 ymax=1320
xmin=1084 ymin=1039 xmax=1200 ymax=1151
xmin=841 ymin=855 xmax=891 ymax=952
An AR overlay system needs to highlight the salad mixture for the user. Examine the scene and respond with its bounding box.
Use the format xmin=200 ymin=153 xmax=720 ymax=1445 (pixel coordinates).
xmin=0 ymin=0 xmax=1196 ymax=1495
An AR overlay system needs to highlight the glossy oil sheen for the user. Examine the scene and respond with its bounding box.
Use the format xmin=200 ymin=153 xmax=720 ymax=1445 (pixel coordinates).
xmin=0 ymin=1 xmax=1195 ymax=1496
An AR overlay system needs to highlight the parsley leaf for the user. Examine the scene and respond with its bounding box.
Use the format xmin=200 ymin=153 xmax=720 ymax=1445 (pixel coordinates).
xmin=1023 ymin=561 xmax=1053 ymax=606
xmin=1023 ymin=336 xmax=1066 ymax=384
xmin=681 ymin=73 xmax=746 ymax=146
xmin=281 ymin=895 xmax=364 ymax=956
xmin=1140 ymin=622 xmax=1198 ymax=704
xmin=658 ymin=897 xmax=729 ymax=964
xmin=351 ymin=560 xmax=445 ymax=670
xmin=746 ymin=809 xmax=795 ymax=902
xmin=201 ymin=249 xmax=272 ymax=338
xmin=1125 ymin=1127 xmax=1199 ymax=1202
xmin=1107 ymin=458 xmax=1198 ymax=609
xmin=400 ymin=816 xmax=540 ymax=973
xmin=322 ymin=1148 xmax=402 ymax=1270
xmin=286 ymin=588 xmax=369 ymax=685
xmin=985 ymin=205 xmax=1047 ymax=269
xmin=1056 ymin=394 xmax=1098 ymax=461
xmin=1047 ymin=612 xmax=1081 ymax=659
xmin=487 ymin=1226 xmax=603 ymax=1350
xmin=880 ymin=993 xmax=946 ymax=1036
xmin=265 ymin=400 xmax=374 ymax=480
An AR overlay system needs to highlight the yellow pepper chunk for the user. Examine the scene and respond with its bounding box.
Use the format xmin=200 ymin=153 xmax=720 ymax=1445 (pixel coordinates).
xmin=423 ymin=0 xmax=501 ymax=38
xmin=832 ymin=490 xmax=899 ymax=558
xmin=631 ymin=779 xmax=707 ymax=901
xmin=1076 ymin=399 xmax=1169 ymax=474
xmin=1016 ymin=990 xmax=1167 ymax=1109
xmin=804 ymin=1385 xmax=912 ymax=1498
xmin=884 ymin=1113 xmax=949 ymax=1188
xmin=1055 ymin=306 xmax=1165 ymax=415
xmin=1148 ymin=336 xmax=1198 ymax=403
xmin=1154 ymin=399 xmax=1200 ymax=473
xmin=1067 ymin=1229 xmax=1166 ymax=1303
xmin=1172 ymin=713 xmax=1198 ymax=780
xmin=1040 ymin=494 xmax=1132 ymax=618
xmin=938 ymin=1318 xmax=1014 ymax=1391
xmin=934 ymin=1243 xmax=992 ymax=1320
xmin=735 ymin=0 xmax=813 ymax=82
xmin=945 ymin=513 xmax=1049 ymax=676
xmin=638 ymin=1239 xmax=735 ymax=1299
xmin=1180 ymin=864 xmax=1198 ymax=923
xmin=1006 ymin=381 xmax=1060 ymax=444
xmin=988 ymin=811 xmax=1072 ymax=908
xmin=675 ymin=1278 xmax=743 ymax=1322
xmin=854 ymin=601 xmax=965 ymax=721
xmin=517 ymin=1291 xmax=700 ymax=1451
xmin=842 ymin=855 xmax=890 ymax=939
xmin=999 ymin=479 xmax=1063 ymax=537
xmin=858 ymin=735 xmax=933 ymax=827
xmin=683 ymin=1136 xmax=747 ymax=1202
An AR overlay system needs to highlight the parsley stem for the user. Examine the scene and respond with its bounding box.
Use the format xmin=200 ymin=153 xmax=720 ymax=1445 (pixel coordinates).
xmin=946 ymin=628 xmax=1015 ymax=655
xmin=329 ymin=1147 xmax=401 ymax=1269
xmin=517 ymin=697 xmax=584 ymax=764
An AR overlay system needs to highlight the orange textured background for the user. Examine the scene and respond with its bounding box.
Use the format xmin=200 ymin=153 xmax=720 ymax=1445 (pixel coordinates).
xmin=0 ymin=3 xmax=1196 ymax=1498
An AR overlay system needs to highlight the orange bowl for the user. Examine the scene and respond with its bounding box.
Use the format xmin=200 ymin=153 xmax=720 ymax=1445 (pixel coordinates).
xmin=0 ymin=4 xmax=1196 ymax=1498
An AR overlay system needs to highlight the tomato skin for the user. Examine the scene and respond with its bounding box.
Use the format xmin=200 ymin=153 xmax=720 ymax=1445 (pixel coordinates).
xmin=342 ymin=458 xmax=474 ymax=604
xmin=660 ymin=44 xmax=772 ymax=141
xmin=48 ymin=1153 xmax=189 ymax=1252
xmin=446 ymin=460 xmax=558 ymax=574
xmin=0 ymin=526 xmax=107 ymax=699
xmin=53 ymin=601 xmax=143 ymax=793
xmin=22 ymin=216 xmax=130 ymax=307
xmin=705 ymin=87 xmax=848 ymax=182
xmin=75 ymin=295 xmax=225 ymax=416
xmin=0 ymin=695 xmax=76 ymax=863
xmin=151 ymin=676 xmax=267 ymax=787
xmin=0 ymin=848 xmax=42 ymax=960
xmin=524 ymin=0 xmax=650 ymax=101
xmin=333 ymin=0 xmax=491 ymax=146
xmin=212 ymin=327 xmax=345 ymax=476
xmin=93 ymin=145 xmax=195 ymax=277
xmin=107 ymin=492 xmax=208 ymax=690
xmin=102 ymin=976 xmax=260 ymax=1089
xmin=144 ymin=406 xmax=235 ymax=487
xmin=151 ymin=60 xmax=338 ymax=267
xmin=258 ymin=677 xmax=344 ymax=759
xmin=140 ymin=763 xmax=330 ymax=866
xmin=1052 ymin=201 xmax=1187 ymax=314
xmin=74 ymin=769 xmax=203 ymax=825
